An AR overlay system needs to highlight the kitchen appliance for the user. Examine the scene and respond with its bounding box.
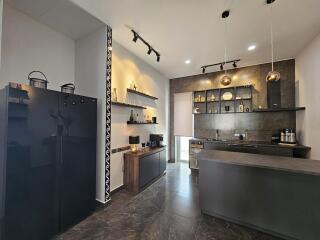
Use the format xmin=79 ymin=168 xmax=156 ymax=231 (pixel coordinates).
xmin=129 ymin=136 xmax=140 ymax=152
xmin=61 ymin=83 xmax=75 ymax=94
xmin=150 ymin=134 xmax=164 ymax=148
xmin=0 ymin=83 xmax=97 ymax=240
xmin=189 ymin=140 xmax=204 ymax=170
xmin=280 ymin=129 xmax=296 ymax=145
xmin=28 ymin=71 xmax=48 ymax=89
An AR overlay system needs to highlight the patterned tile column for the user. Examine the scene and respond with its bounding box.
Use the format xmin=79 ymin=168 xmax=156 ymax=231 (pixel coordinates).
xmin=105 ymin=26 xmax=112 ymax=202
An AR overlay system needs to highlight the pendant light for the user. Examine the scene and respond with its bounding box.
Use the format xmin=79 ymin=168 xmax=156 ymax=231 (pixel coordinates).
xmin=220 ymin=10 xmax=232 ymax=86
xmin=266 ymin=0 xmax=280 ymax=82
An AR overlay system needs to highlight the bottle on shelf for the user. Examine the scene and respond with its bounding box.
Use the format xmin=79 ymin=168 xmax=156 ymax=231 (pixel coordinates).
xmin=239 ymin=101 xmax=244 ymax=112
xmin=129 ymin=110 xmax=134 ymax=122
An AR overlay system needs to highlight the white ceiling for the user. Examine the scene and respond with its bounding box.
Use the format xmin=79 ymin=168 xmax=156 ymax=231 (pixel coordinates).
xmin=11 ymin=0 xmax=320 ymax=78
xmin=6 ymin=0 xmax=105 ymax=40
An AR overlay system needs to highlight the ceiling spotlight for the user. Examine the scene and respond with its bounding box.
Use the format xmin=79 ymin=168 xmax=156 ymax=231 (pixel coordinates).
xmin=248 ymin=45 xmax=256 ymax=51
xmin=132 ymin=32 xmax=138 ymax=42
xmin=202 ymin=68 xmax=206 ymax=74
xmin=157 ymin=55 xmax=160 ymax=62
xmin=185 ymin=60 xmax=191 ymax=64
xmin=233 ymin=61 xmax=237 ymax=68
xmin=147 ymin=47 xmax=152 ymax=55
xmin=220 ymin=64 xmax=224 ymax=71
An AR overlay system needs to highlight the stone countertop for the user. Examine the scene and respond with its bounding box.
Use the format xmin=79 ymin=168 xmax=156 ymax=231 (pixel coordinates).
xmin=191 ymin=138 xmax=311 ymax=150
xmin=198 ymin=150 xmax=320 ymax=176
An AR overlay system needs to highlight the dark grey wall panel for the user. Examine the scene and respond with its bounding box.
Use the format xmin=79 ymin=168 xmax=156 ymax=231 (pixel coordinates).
xmin=199 ymin=160 xmax=320 ymax=240
xmin=169 ymin=59 xmax=296 ymax=161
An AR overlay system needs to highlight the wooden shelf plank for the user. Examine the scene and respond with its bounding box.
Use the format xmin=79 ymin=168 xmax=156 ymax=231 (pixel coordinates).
xmin=127 ymin=121 xmax=158 ymax=125
xmin=127 ymin=89 xmax=158 ymax=100
xmin=252 ymin=107 xmax=306 ymax=113
xmin=111 ymin=101 xmax=146 ymax=109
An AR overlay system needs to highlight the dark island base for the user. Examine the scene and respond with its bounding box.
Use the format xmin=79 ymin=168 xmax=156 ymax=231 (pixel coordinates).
xmin=199 ymin=156 xmax=320 ymax=240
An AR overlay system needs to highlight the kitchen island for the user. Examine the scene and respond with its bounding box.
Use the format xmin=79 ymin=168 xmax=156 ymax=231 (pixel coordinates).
xmin=199 ymin=150 xmax=320 ymax=240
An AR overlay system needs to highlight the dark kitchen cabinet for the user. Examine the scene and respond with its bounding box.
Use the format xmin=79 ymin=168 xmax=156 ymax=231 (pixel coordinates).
xmin=124 ymin=147 xmax=166 ymax=193
xmin=160 ymin=149 xmax=166 ymax=174
xmin=203 ymin=141 xmax=307 ymax=158
xmin=0 ymin=83 xmax=97 ymax=240
xmin=139 ymin=153 xmax=160 ymax=188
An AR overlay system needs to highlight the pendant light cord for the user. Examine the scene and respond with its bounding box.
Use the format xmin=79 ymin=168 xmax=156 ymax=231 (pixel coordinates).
xmin=224 ymin=17 xmax=228 ymax=75
xmin=269 ymin=3 xmax=274 ymax=71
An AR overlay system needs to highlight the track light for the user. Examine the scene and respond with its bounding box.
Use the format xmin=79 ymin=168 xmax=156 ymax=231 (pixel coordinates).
xmin=202 ymin=68 xmax=206 ymax=74
xmin=201 ymin=59 xmax=240 ymax=73
xmin=233 ymin=61 xmax=237 ymax=68
xmin=132 ymin=33 xmax=138 ymax=42
xmin=131 ymin=29 xmax=161 ymax=63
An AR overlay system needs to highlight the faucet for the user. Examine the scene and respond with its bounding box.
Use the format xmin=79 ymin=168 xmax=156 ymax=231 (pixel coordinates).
xmin=215 ymin=130 xmax=220 ymax=140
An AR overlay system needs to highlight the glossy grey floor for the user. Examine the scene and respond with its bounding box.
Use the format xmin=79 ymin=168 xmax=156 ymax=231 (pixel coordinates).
xmin=57 ymin=163 xmax=282 ymax=240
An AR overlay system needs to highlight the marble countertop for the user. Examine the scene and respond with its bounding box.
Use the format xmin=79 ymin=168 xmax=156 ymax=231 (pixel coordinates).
xmin=199 ymin=150 xmax=320 ymax=176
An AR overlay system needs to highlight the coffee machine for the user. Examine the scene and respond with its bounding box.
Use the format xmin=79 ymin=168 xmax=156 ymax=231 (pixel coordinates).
xmin=150 ymin=134 xmax=164 ymax=148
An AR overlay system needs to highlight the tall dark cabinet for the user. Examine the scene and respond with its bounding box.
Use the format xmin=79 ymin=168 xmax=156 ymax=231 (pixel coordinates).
xmin=0 ymin=83 xmax=97 ymax=240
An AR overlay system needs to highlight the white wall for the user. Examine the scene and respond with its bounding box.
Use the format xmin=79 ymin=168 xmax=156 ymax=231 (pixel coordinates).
xmin=75 ymin=26 xmax=107 ymax=203
xmin=0 ymin=4 xmax=75 ymax=90
xmin=296 ymin=33 xmax=320 ymax=160
xmin=111 ymin=41 xmax=169 ymax=191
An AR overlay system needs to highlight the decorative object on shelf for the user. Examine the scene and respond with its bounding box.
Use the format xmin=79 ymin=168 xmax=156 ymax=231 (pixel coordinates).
xmin=220 ymin=10 xmax=232 ymax=86
xmin=222 ymin=92 xmax=233 ymax=101
xmin=239 ymin=101 xmax=244 ymax=112
xmin=28 ymin=71 xmax=48 ymax=89
xmin=130 ymin=81 xmax=134 ymax=90
xmin=194 ymin=107 xmax=200 ymax=114
xmin=129 ymin=109 xmax=134 ymax=122
xmin=129 ymin=136 xmax=140 ymax=152
xmin=131 ymin=29 xmax=161 ymax=62
xmin=61 ymin=83 xmax=75 ymax=94
xmin=152 ymin=117 xmax=157 ymax=124
xmin=112 ymin=88 xmax=117 ymax=102
xmin=225 ymin=106 xmax=230 ymax=112
xmin=266 ymin=0 xmax=280 ymax=82
xmin=133 ymin=84 xmax=137 ymax=91
xmin=246 ymin=108 xmax=250 ymax=112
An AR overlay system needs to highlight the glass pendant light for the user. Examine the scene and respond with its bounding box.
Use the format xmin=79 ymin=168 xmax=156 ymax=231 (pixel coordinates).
xmin=266 ymin=0 xmax=280 ymax=82
xmin=220 ymin=10 xmax=232 ymax=86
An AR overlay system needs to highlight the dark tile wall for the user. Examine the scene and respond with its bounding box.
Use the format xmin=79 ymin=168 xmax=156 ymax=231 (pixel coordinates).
xmin=169 ymin=59 xmax=296 ymax=161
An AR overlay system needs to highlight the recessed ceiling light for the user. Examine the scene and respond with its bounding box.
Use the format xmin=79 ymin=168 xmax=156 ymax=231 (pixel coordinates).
xmin=248 ymin=45 xmax=256 ymax=51
xmin=185 ymin=60 xmax=191 ymax=64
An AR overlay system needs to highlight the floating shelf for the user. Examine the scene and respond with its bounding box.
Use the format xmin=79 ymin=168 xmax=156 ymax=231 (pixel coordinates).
xmin=252 ymin=107 xmax=306 ymax=113
xmin=111 ymin=101 xmax=146 ymax=110
xmin=127 ymin=89 xmax=158 ymax=100
xmin=127 ymin=121 xmax=158 ymax=125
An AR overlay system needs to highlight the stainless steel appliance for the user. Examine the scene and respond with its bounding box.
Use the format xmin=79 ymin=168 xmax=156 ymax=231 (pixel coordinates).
xmin=189 ymin=140 xmax=204 ymax=170
xmin=280 ymin=129 xmax=296 ymax=144
xmin=150 ymin=134 xmax=164 ymax=148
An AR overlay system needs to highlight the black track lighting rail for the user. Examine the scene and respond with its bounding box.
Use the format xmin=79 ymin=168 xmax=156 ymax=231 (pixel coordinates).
xmin=131 ymin=29 xmax=161 ymax=62
xmin=201 ymin=59 xmax=240 ymax=74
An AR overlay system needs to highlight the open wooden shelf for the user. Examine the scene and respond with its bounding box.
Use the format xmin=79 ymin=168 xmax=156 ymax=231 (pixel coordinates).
xmin=127 ymin=89 xmax=158 ymax=100
xmin=127 ymin=121 xmax=158 ymax=125
xmin=252 ymin=107 xmax=306 ymax=113
xmin=111 ymin=101 xmax=146 ymax=110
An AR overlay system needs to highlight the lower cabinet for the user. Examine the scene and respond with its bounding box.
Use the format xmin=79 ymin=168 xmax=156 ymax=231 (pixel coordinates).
xmin=124 ymin=147 xmax=166 ymax=193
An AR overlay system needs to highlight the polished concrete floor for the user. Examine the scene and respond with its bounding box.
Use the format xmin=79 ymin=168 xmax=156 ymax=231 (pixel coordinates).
xmin=57 ymin=163 xmax=282 ymax=240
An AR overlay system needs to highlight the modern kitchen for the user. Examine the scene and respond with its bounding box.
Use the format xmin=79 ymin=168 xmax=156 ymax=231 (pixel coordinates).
xmin=1 ymin=0 xmax=320 ymax=240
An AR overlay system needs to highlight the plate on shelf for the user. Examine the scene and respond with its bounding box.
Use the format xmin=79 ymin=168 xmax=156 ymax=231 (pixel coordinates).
xmin=222 ymin=92 xmax=233 ymax=101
